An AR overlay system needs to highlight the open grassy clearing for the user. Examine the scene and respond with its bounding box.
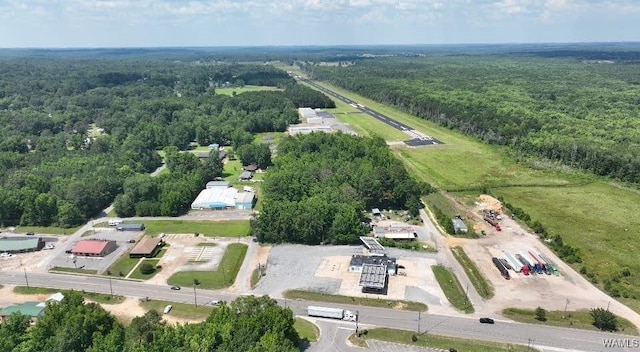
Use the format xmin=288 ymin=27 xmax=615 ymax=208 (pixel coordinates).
xmin=215 ymin=85 xmax=281 ymax=96
xmin=107 ymin=256 xmax=138 ymax=277
xmin=139 ymin=220 xmax=251 ymax=237
xmin=283 ymin=289 xmax=427 ymax=312
xmin=140 ymin=299 xmax=214 ymax=320
xmin=294 ymin=317 xmax=319 ymax=343
xmin=12 ymin=225 xmax=81 ymax=235
xmin=502 ymin=308 xmax=638 ymax=335
xmin=13 ymin=286 xmax=124 ymax=304
xmin=432 ymin=265 xmax=474 ymax=313
xmin=350 ymin=328 xmax=537 ymax=352
xmin=451 ymin=246 xmax=494 ymax=299
xmin=49 ymin=267 xmax=98 ymax=275
xmin=128 ymin=260 xmax=161 ymax=280
xmin=300 ymin=76 xmax=640 ymax=312
xmin=424 ymin=192 xmax=478 ymax=238
xmin=167 ymin=243 xmax=247 ymax=289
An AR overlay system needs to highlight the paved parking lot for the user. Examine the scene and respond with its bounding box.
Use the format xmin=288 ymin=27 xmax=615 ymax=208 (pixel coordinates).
xmin=47 ymin=229 xmax=143 ymax=274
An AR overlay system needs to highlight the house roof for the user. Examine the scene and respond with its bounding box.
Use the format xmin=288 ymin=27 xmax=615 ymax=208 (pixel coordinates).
xmin=239 ymin=171 xmax=253 ymax=179
xmin=244 ymin=164 xmax=258 ymax=172
xmin=0 ymin=238 xmax=41 ymax=252
xmin=130 ymin=237 xmax=161 ymax=256
xmin=71 ymin=240 xmax=113 ymax=254
xmin=0 ymin=302 xmax=45 ymax=318
xmin=47 ymin=292 xmax=65 ymax=302
xmin=359 ymin=237 xmax=385 ymax=253
xmin=452 ymin=218 xmax=468 ymax=230
xmin=358 ymin=264 xmax=387 ymax=289
xmin=206 ymin=181 xmax=230 ymax=189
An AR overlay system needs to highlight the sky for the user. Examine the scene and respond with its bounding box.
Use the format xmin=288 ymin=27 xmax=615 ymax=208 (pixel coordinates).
xmin=1 ymin=0 xmax=639 ymax=47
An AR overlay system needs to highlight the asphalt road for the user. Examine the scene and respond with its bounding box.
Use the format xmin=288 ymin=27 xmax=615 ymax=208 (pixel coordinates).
xmin=298 ymin=78 xmax=442 ymax=146
xmin=0 ymin=272 xmax=634 ymax=352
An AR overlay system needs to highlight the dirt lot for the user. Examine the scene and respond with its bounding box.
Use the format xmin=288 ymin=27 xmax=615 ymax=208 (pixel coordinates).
xmin=462 ymin=197 xmax=640 ymax=327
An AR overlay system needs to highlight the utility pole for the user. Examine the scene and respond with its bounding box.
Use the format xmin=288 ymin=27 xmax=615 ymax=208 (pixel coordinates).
xmin=193 ymin=285 xmax=198 ymax=307
xmin=355 ymin=310 xmax=359 ymax=334
xmin=109 ymin=277 xmax=113 ymax=298
xmin=562 ymin=298 xmax=569 ymax=319
xmin=607 ymin=301 xmax=611 ymax=311
xmin=24 ymin=268 xmax=30 ymax=290
xmin=417 ymin=311 xmax=421 ymax=333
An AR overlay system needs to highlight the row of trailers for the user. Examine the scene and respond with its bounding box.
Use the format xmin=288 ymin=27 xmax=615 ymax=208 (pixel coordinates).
xmin=492 ymin=250 xmax=560 ymax=280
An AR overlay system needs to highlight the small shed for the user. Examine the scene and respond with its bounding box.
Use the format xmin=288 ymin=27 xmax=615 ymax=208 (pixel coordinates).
xmin=244 ymin=164 xmax=258 ymax=172
xmin=239 ymin=171 xmax=253 ymax=181
xmin=116 ymin=223 xmax=145 ymax=231
xmin=372 ymin=208 xmax=381 ymax=218
xmin=452 ymin=218 xmax=468 ymax=234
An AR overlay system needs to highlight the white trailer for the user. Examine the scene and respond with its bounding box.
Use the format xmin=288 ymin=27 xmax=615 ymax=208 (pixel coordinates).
xmin=518 ymin=251 xmax=536 ymax=268
xmin=307 ymin=306 xmax=356 ymax=321
xmin=503 ymin=253 xmax=522 ymax=272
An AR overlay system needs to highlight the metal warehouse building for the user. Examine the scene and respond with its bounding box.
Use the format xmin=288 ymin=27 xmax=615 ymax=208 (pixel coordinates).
xmin=70 ymin=240 xmax=117 ymax=257
xmin=191 ymin=181 xmax=255 ymax=210
xmin=0 ymin=238 xmax=44 ymax=254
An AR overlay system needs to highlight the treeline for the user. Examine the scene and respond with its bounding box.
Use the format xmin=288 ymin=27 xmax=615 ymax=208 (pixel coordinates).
xmin=253 ymin=133 xmax=424 ymax=244
xmin=0 ymin=57 xmax=331 ymax=226
xmin=304 ymin=55 xmax=640 ymax=184
xmin=0 ymin=292 xmax=300 ymax=352
xmin=284 ymin=84 xmax=336 ymax=108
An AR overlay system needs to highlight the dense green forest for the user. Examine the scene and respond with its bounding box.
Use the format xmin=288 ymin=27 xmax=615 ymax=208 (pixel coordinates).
xmin=0 ymin=292 xmax=300 ymax=352
xmin=0 ymin=56 xmax=335 ymax=225
xmin=304 ymin=55 xmax=640 ymax=184
xmin=253 ymin=133 xmax=426 ymax=244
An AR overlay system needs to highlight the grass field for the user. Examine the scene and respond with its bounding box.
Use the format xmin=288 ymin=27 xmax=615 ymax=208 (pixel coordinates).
xmin=49 ymin=267 xmax=98 ymax=275
xmin=451 ymin=246 xmax=494 ymax=299
xmin=502 ymin=308 xmax=639 ymax=335
xmin=139 ymin=220 xmax=251 ymax=237
xmin=350 ymin=328 xmax=537 ymax=352
xmin=140 ymin=299 xmax=214 ymax=320
xmin=107 ymin=256 xmax=138 ymax=277
xmin=283 ymin=289 xmax=427 ymax=312
xmin=167 ymin=243 xmax=247 ymax=289
xmin=295 ymin=75 xmax=640 ymax=312
xmin=13 ymin=286 xmax=123 ymax=304
xmin=424 ymin=192 xmax=478 ymax=238
xmin=215 ymin=85 xmax=281 ymax=96
xmin=432 ymin=265 xmax=474 ymax=313
xmin=13 ymin=225 xmax=81 ymax=235
xmin=128 ymin=260 xmax=161 ymax=280
xmin=294 ymin=317 xmax=319 ymax=343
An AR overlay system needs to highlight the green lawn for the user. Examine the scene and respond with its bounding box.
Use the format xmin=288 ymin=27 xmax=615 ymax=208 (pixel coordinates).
xmin=432 ymin=265 xmax=474 ymax=313
xmin=14 ymin=226 xmax=81 ymax=235
xmin=250 ymin=267 xmax=265 ymax=289
xmin=49 ymin=267 xmax=98 ymax=275
xmin=451 ymin=246 xmax=494 ymax=299
xmin=350 ymin=328 xmax=537 ymax=352
xmin=139 ymin=220 xmax=251 ymax=237
xmin=424 ymin=192 xmax=478 ymax=238
xmin=13 ymin=286 xmax=124 ymax=304
xmin=140 ymin=299 xmax=214 ymax=320
xmin=128 ymin=260 xmax=162 ymax=280
xmin=294 ymin=317 xmax=320 ymax=343
xmin=106 ymin=256 xmax=139 ymax=277
xmin=502 ymin=308 xmax=639 ymax=335
xmin=215 ymin=85 xmax=281 ymax=96
xmin=283 ymin=289 xmax=427 ymax=312
xmin=167 ymin=243 xmax=248 ymax=289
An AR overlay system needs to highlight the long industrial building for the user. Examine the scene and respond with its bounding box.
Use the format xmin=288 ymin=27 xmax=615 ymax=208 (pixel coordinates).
xmin=191 ymin=181 xmax=255 ymax=210
xmin=0 ymin=238 xmax=44 ymax=254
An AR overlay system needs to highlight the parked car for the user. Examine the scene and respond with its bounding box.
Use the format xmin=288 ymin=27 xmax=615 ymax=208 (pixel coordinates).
xmin=209 ymin=300 xmax=221 ymax=306
xmin=479 ymin=317 xmax=495 ymax=324
xmin=1 ymin=252 xmax=13 ymax=257
xmin=26 ymin=232 xmax=35 ymax=236
xmin=170 ymin=285 xmax=181 ymax=290
xmin=44 ymin=244 xmax=55 ymax=250
xmin=128 ymin=239 xmax=136 ymax=243
xmin=163 ymin=305 xmax=172 ymax=314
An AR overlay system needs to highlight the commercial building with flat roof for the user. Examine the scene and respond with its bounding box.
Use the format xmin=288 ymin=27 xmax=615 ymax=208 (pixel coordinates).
xmin=359 ymin=236 xmax=385 ymax=255
xmin=129 ymin=237 xmax=162 ymax=258
xmin=0 ymin=238 xmax=44 ymax=253
xmin=70 ymin=240 xmax=117 ymax=257
xmin=191 ymin=183 xmax=255 ymax=210
xmin=349 ymin=255 xmax=397 ymax=275
xmin=116 ymin=223 xmax=145 ymax=231
xmin=359 ymin=264 xmax=388 ymax=294
xmin=0 ymin=302 xmax=46 ymax=323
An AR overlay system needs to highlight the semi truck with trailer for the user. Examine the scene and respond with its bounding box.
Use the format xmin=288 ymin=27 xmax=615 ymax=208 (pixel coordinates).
xmin=504 ymin=253 xmax=523 ymax=273
xmin=529 ymin=251 xmax=552 ymax=275
xmin=521 ymin=252 xmax=543 ymax=274
xmin=536 ymin=252 xmax=560 ymax=276
xmin=515 ymin=253 xmax=532 ymax=275
xmin=492 ymin=257 xmax=511 ymax=280
xmin=307 ymin=306 xmax=356 ymax=321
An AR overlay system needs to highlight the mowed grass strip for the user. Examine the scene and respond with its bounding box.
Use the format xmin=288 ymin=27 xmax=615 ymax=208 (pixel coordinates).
xmin=350 ymin=328 xmax=537 ymax=352
xmin=128 ymin=260 xmax=161 ymax=280
xmin=168 ymin=243 xmax=248 ymax=289
xmin=451 ymin=246 xmax=494 ymax=299
xmin=432 ymin=265 xmax=474 ymax=313
xmin=283 ymin=289 xmax=427 ymax=312
xmin=106 ymin=256 xmax=138 ymax=277
xmin=140 ymin=299 xmax=214 ymax=320
xmin=13 ymin=286 xmax=123 ymax=304
xmin=140 ymin=220 xmax=251 ymax=237
xmin=15 ymin=225 xmax=81 ymax=235
xmin=294 ymin=318 xmax=320 ymax=343
xmin=215 ymin=85 xmax=281 ymax=96
xmin=49 ymin=267 xmax=98 ymax=275
xmin=502 ymin=308 xmax=639 ymax=336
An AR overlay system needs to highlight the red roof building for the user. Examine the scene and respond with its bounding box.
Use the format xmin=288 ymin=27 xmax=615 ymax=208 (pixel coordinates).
xmin=70 ymin=240 xmax=117 ymax=257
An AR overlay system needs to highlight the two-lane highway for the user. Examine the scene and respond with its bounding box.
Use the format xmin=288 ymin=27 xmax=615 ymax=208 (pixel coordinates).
xmin=0 ymin=272 xmax=634 ymax=351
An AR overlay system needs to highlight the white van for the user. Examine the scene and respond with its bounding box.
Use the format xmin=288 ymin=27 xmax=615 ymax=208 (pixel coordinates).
xmin=108 ymin=219 xmax=123 ymax=226
xmin=163 ymin=305 xmax=172 ymax=314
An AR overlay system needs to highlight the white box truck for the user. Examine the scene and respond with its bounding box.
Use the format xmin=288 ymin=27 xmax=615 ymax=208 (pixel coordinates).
xmin=307 ymin=306 xmax=356 ymax=321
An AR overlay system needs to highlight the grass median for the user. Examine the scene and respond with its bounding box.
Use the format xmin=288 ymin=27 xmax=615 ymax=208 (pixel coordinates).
xmin=451 ymin=246 xmax=494 ymax=299
xmin=13 ymin=286 xmax=123 ymax=304
xmin=432 ymin=265 xmax=474 ymax=313
xmin=140 ymin=220 xmax=251 ymax=238
xmin=167 ymin=243 xmax=247 ymax=289
xmin=49 ymin=267 xmax=98 ymax=275
xmin=350 ymin=327 xmax=537 ymax=352
xmin=140 ymin=299 xmax=214 ymax=320
xmin=502 ymin=308 xmax=639 ymax=336
xmin=294 ymin=317 xmax=319 ymax=343
xmin=283 ymin=289 xmax=427 ymax=312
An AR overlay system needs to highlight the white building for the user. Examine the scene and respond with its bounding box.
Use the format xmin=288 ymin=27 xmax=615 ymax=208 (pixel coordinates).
xmin=191 ymin=181 xmax=255 ymax=210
